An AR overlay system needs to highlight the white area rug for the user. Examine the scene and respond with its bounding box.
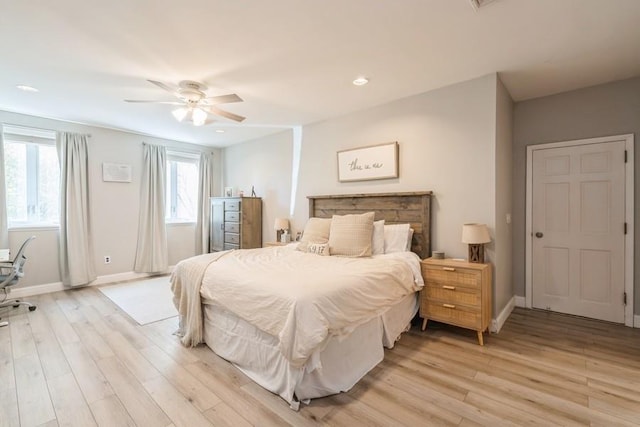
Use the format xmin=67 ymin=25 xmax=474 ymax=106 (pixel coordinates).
xmin=98 ymin=276 xmax=178 ymax=325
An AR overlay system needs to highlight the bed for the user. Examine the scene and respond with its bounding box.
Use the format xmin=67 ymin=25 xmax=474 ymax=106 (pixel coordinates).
xmin=171 ymin=192 xmax=432 ymax=409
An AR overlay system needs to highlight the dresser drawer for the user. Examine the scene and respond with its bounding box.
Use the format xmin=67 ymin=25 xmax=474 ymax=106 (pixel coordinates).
xmin=225 ymin=211 xmax=240 ymax=222
xmin=225 ymin=200 xmax=240 ymax=211
xmin=422 ymin=265 xmax=482 ymax=290
xmin=421 ymin=301 xmax=481 ymax=330
xmin=224 ymin=233 xmax=239 ymax=244
xmin=224 ymin=243 xmax=239 ymax=250
xmin=423 ymin=285 xmax=481 ymax=308
xmin=224 ymin=222 xmax=240 ymax=233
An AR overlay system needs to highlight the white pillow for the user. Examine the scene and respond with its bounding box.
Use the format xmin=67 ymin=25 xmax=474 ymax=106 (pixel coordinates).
xmin=307 ymin=242 xmax=330 ymax=256
xmin=328 ymin=212 xmax=375 ymax=257
xmin=300 ymin=217 xmax=331 ymax=243
xmin=384 ymin=223 xmax=411 ymax=253
xmin=372 ymin=220 xmax=385 ymax=255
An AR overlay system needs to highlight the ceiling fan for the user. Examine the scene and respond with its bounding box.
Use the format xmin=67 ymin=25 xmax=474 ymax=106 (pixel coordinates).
xmin=125 ymin=79 xmax=245 ymax=126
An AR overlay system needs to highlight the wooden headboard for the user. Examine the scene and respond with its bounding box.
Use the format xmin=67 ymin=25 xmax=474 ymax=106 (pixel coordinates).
xmin=308 ymin=192 xmax=433 ymax=259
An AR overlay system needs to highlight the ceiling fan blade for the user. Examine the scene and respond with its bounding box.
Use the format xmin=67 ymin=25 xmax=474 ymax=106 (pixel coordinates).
xmin=124 ymin=100 xmax=184 ymax=105
xmin=205 ymin=106 xmax=246 ymax=122
xmin=147 ymin=79 xmax=178 ymax=94
xmin=204 ymin=93 xmax=243 ymax=105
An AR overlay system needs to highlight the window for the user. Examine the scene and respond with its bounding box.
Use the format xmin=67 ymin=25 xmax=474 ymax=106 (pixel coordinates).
xmin=3 ymin=125 xmax=59 ymax=227
xmin=166 ymin=152 xmax=199 ymax=222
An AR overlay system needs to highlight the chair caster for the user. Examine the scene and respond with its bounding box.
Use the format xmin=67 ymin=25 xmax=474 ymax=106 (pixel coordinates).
xmin=29 ymin=306 xmax=36 ymax=312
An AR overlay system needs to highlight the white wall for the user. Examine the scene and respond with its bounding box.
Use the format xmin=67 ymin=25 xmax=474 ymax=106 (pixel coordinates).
xmin=1 ymin=110 xmax=222 ymax=290
xmin=223 ymin=74 xmax=514 ymax=317
xmin=223 ymin=129 xmax=293 ymax=243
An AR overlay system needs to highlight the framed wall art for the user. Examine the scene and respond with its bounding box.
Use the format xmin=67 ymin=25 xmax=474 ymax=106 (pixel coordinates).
xmin=337 ymin=141 xmax=399 ymax=182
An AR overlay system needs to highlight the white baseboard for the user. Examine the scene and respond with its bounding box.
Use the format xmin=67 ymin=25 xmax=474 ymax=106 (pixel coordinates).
xmin=8 ymin=267 xmax=174 ymax=299
xmin=515 ymin=296 xmax=526 ymax=308
xmin=635 ymin=314 xmax=640 ymax=328
xmin=490 ymin=296 xmax=516 ymax=333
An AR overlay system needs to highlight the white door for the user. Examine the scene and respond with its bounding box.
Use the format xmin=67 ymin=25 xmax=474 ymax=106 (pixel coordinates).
xmin=531 ymin=141 xmax=626 ymax=323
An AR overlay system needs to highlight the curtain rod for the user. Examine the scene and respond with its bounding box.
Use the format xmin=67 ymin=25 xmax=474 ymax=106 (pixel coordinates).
xmin=3 ymin=123 xmax=91 ymax=137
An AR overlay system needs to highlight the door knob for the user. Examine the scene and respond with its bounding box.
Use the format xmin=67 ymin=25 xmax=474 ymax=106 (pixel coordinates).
xmin=535 ymin=232 xmax=543 ymax=238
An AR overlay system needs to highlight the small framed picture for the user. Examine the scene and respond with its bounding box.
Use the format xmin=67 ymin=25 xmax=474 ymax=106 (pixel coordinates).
xmin=224 ymin=187 xmax=233 ymax=197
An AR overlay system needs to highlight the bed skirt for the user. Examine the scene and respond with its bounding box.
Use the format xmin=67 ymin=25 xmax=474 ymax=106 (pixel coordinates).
xmin=202 ymin=292 xmax=418 ymax=408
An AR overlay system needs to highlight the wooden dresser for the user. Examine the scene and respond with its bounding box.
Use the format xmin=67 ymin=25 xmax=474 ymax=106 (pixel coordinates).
xmin=210 ymin=197 xmax=262 ymax=251
xmin=420 ymin=258 xmax=492 ymax=345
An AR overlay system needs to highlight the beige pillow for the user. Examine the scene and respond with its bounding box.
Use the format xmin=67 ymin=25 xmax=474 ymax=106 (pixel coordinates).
xmin=329 ymin=212 xmax=375 ymax=257
xmin=300 ymin=217 xmax=332 ymax=243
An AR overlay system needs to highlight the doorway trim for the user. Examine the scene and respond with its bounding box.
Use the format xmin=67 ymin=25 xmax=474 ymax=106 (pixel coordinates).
xmin=525 ymin=134 xmax=635 ymax=327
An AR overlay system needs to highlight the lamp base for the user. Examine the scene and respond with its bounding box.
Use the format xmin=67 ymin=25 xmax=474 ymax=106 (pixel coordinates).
xmin=468 ymin=244 xmax=485 ymax=263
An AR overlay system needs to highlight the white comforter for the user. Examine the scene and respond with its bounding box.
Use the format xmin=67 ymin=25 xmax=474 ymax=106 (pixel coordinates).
xmin=198 ymin=244 xmax=423 ymax=367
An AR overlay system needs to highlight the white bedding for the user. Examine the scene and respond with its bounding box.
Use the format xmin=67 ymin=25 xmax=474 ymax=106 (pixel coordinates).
xmin=173 ymin=243 xmax=423 ymax=368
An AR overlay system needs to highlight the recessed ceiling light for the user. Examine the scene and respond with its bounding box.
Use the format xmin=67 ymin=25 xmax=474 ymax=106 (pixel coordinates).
xmin=353 ymin=77 xmax=369 ymax=86
xmin=215 ymin=129 xmax=225 ymax=133
xmin=16 ymin=85 xmax=39 ymax=92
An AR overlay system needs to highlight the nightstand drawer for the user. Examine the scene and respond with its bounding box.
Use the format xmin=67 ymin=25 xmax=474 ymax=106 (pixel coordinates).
xmin=224 ymin=243 xmax=239 ymax=250
xmin=224 ymin=223 xmax=240 ymax=233
xmin=422 ymin=285 xmax=480 ymax=307
xmin=225 ymin=211 xmax=240 ymax=222
xmin=224 ymin=233 xmax=239 ymax=244
xmin=422 ymin=265 xmax=482 ymax=289
xmin=422 ymin=301 xmax=481 ymax=330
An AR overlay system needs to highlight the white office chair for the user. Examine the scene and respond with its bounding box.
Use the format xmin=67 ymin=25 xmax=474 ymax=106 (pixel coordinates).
xmin=0 ymin=236 xmax=37 ymax=324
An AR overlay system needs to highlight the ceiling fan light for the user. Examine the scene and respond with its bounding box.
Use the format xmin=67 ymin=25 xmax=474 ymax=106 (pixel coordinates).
xmin=192 ymin=108 xmax=207 ymax=126
xmin=172 ymin=107 xmax=188 ymax=122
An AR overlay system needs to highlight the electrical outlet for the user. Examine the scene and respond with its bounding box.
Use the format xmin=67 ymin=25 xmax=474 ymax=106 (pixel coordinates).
xmin=104 ymin=256 xmax=111 ymax=264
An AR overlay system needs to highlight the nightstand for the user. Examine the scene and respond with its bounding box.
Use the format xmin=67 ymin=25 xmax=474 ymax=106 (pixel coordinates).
xmin=263 ymin=242 xmax=288 ymax=247
xmin=420 ymin=258 xmax=492 ymax=345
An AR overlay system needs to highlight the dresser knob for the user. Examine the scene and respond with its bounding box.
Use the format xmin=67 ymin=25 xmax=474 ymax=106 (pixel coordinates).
xmin=442 ymin=285 xmax=456 ymax=290
xmin=443 ymin=303 xmax=456 ymax=309
xmin=442 ymin=267 xmax=456 ymax=271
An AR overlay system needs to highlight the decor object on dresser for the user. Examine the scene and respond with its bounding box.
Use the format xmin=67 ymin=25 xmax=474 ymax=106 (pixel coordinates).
xmin=420 ymin=258 xmax=491 ymax=345
xmin=274 ymin=218 xmax=290 ymax=243
xmin=337 ymin=142 xmax=399 ymax=182
xmin=461 ymin=223 xmax=491 ymax=263
xmin=210 ymin=197 xmax=262 ymax=251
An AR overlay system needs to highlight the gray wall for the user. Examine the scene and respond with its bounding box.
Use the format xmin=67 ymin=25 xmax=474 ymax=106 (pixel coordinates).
xmin=223 ymin=73 xmax=516 ymax=320
xmin=512 ymin=75 xmax=640 ymax=314
xmin=1 ymin=110 xmax=222 ymax=289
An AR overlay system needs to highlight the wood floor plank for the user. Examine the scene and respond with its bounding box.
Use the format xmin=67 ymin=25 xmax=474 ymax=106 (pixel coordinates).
xmin=103 ymin=331 xmax=160 ymax=383
xmin=142 ymin=376 xmax=213 ymax=427
xmin=202 ymin=402 xmax=252 ymax=427
xmin=47 ymin=372 xmax=97 ymax=427
xmin=28 ymin=305 xmax=72 ymax=380
xmin=89 ymin=395 xmax=136 ymax=427
xmin=60 ymin=341 xmax=114 ymax=404
xmin=14 ymin=353 xmax=56 ymax=426
xmin=96 ymin=356 xmax=171 ymax=427
xmin=139 ymin=347 xmax=221 ymax=412
xmin=0 ymin=387 xmax=20 ymax=427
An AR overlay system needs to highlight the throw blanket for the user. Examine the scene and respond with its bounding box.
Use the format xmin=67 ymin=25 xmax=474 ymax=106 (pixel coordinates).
xmin=170 ymin=251 xmax=229 ymax=346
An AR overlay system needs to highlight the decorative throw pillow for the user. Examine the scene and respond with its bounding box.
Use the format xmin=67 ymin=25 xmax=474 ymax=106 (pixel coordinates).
xmin=372 ymin=219 xmax=385 ymax=255
xmin=328 ymin=212 xmax=375 ymax=257
xmin=307 ymin=242 xmax=330 ymax=256
xmin=384 ymin=223 xmax=411 ymax=253
xmin=300 ymin=217 xmax=332 ymax=243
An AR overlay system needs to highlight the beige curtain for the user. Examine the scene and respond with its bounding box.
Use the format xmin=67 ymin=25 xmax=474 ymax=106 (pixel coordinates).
xmin=134 ymin=143 xmax=168 ymax=273
xmin=195 ymin=152 xmax=215 ymax=254
xmin=0 ymin=131 xmax=8 ymax=248
xmin=57 ymin=132 xmax=96 ymax=287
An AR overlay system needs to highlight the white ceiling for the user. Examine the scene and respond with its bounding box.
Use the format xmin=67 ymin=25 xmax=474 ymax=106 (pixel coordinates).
xmin=1 ymin=0 xmax=639 ymax=147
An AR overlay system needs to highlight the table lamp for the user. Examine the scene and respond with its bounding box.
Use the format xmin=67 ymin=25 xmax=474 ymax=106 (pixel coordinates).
xmin=274 ymin=218 xmax=289 ymax=242
xmin=462 ymin=223 xmax=491 ymax=263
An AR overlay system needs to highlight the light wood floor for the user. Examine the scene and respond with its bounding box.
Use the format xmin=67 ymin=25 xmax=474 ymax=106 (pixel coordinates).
xmin=1 ymin=287 xmax=640 ymax=426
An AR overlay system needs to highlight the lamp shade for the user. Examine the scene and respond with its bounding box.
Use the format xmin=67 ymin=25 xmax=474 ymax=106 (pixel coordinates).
xmin=461 ymin=223 xmax=491 ymax=244
xmin=274 ymin=218 xmax=289 ymax=231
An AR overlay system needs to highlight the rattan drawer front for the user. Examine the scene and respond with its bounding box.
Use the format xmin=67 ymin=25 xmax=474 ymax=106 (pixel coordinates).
xmin=224 ymin=233 xmax=239 ymax=244
xmin=225 ymin=200 xmax=240 ymax=211
xmin=224 ymin=223 xmax=240 ymax=233
xmin=225 ymin=211 xmax=240 ymax=222
xmin=422 ymin=265 xmax=482 ymax=289
xmin=422 ymin=301 xmax=481 ymax=330
xmin=423 ymin=285 xmax=480 ymax=308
